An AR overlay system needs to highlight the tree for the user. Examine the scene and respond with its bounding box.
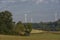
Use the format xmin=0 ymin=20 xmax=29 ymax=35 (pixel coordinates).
xmin=0 ymin=11 xmax=13 ymax=34
xmin=24 ymin=23 xmax=32 ymax=36
xmin=15 ymin=21 xmax=25 ymax=35
xmin=26 ymin=23 xmax=32 ymax=32
xmin=55 ymin=20 xmax=60 ymax=31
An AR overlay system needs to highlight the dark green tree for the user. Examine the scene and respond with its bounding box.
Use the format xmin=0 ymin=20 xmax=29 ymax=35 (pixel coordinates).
xmin=24 ymin=23 xmax=32 ymax=36
xmin=0 ymin=11 xmax=13 ymax=34
xmin=26 ymin=23 xmax=32 ymax=33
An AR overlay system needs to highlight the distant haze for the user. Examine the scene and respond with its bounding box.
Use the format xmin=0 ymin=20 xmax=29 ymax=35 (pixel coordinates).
xmin=0 ymin=0 xmax=60 ymax=23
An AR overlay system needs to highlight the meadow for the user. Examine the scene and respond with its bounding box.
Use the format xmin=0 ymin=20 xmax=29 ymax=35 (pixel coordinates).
xmin=0 ymin=32 xmax=60 ymax=40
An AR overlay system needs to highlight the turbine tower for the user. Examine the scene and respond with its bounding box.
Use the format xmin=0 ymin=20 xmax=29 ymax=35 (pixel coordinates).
xmin=31 ymin=18 xmax=33 ymax=23
xmin=55 ymin=12 xmax=58 ymax=21
xmin=25 ymin=14 xmax=27 ymax=23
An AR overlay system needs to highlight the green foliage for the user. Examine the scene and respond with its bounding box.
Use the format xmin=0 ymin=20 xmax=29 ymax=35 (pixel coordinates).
xmin=0 ymin=11 xmax=13 ymax=34
xmin=26 ymin=23 xmax=32 ymax=33
xmin=24 ymin=23 xmax=32 ymax=36
xmin=32 ymin=19 xmax=60 ymax=31
xmin=0 ymin=11 xmax=32 ymax=35
xmin=15 ymin=21 xmax=25 ymax=35
xmin=0 ymin=10 xmax=60 ymax=36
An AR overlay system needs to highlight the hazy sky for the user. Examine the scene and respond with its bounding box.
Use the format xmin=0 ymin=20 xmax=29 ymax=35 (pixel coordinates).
xmin=0 ymin=0 xmax=60 ymax=23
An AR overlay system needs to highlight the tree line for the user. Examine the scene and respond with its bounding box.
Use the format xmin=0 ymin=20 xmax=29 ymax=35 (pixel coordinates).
xmin=32 ymin=20 xmax=60 ymax=31
xmin=0 ymin=11 xmax=32 ymax=36
xmin=0 ymin=10 xmax=60 ymax=36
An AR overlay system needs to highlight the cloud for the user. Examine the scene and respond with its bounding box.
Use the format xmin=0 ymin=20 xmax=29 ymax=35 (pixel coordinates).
xmin=36 ymin=0 xmax=44 ymax=4
xmin=32 ymin=0 xmax=49 ymax=4
xmin=0 ymin=0 xmax=16 ymax=3
xmin=20 ymin=0 xmax=28 ymax=2
xmin=55 ymin=0 xmax=59 ymax=3
xmin=51 ymin=0 xmax=59 ymax=3
xmin=39 ymin=0 xmax=44 ymax=2
xmin=51 ymin=0 xmax=55 ymax=2
xmin=32 ymin=0 xmax=59 ymax=4
xmin=23 ymin=10 xmax=31 ymax=13
xmin=0 ymin=7 xmax=2 ymax=9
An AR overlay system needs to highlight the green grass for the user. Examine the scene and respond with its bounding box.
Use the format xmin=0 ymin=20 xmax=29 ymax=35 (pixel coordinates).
xmin=0 ymin=32 xmax=60 ymax=40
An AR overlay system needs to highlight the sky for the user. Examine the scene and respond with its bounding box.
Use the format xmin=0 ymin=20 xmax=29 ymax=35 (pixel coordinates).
xmin=0 ymin=0 xmax=60 ymax=23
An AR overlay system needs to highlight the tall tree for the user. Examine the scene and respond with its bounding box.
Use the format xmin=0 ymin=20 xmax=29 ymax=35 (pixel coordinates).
xmin=26 ymin=23 xmax=32 ymax=33
xmin=15 ymin=21 xmax=25 ymax=35
xmin=24 ymin=23 xmax=32 ymax=36
xmin=0 ymin=11 xmax=13 ymax=34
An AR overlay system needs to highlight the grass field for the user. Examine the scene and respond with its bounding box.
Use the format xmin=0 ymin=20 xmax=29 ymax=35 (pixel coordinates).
xmin=0 ymin=32 xmax=60 ymax=40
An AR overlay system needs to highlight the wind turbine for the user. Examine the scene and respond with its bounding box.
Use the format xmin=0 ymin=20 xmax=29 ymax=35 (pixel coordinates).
xmin=31 ymin=18 xmax=33 ymax=23
xmin=25 ymin=13 xmax=27 ymax=23
xmin=55 ymin=12 xmax=58 ymax=21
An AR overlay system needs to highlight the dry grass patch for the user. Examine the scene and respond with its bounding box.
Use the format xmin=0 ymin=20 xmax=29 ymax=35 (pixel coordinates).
xmin=0 ymin=32 xmax=60 ymax=40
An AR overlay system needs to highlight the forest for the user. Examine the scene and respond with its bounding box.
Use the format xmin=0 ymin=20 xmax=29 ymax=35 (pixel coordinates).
xmin=32 ymin=20 xmax=60 ymax=31
xmin=0 ymin=11 xmax=60 ymax=36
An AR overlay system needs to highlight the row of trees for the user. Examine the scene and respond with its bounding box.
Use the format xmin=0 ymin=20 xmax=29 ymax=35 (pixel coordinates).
xmin=32 ymin=20 xmax=60 ymax=31
xmin=0 ymin=11 xmax=32 ymax=36
xmin=39 ymin=20 xmax=60 ymax=31
xmin=0 ymin=10 xmax=60 ymax=36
